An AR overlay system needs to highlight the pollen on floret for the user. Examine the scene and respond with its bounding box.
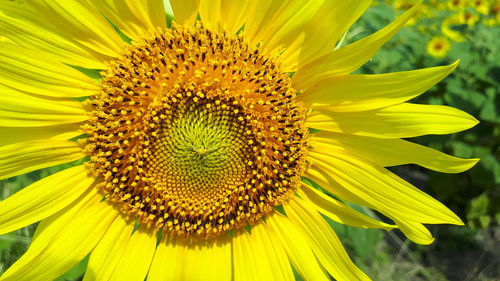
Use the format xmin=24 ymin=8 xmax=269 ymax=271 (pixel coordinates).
xmin=83 ymin=23 xmax=308 ymax=238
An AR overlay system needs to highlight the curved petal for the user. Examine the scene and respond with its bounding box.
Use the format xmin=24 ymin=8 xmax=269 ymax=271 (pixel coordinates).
xmin=0 ymin=87 xmax=89 ymax=128
xmin=28 ymin=0 xmax=124 ymax=56
xmin=241 ymin=0 xmax=324 ymax=66
xmin=298 ymin=183 xmax=396 ymax=231
xmin=90 ymin=0 xmax=166 ymax=41
xmin=293 ymin=3 xmax=421 ymax=89
xmin=285 ymin=198 xmax=371 ymax=281
xmin=109 ymin=226 xmax=157 ymax=281
xmin=306 ymin=150 xmax=464 ymax=226
xmin=0 ymin=1 xmax=123 ymax=68
xmin=83 ymin=214 xmax=134 ymax=281
xmin=233 ymin=225 xmax=293 ymax=281
xmin=0 ymin=201 xmax=117 ymax=281
xmin=169 ymin=0 xmax=199 ymax=26
xmin=199 ymin=0 xmax=250 ymax=34
xmin=0 ymin=124 xmax=82 ymax=147
xmin=306 ymin=103 xmax=479 ymax=139
xmin=147 ymin=236 xmax=185 ymax=281
xmin=0 ymin=165 xmax=94 ymax=235
xmin=0 ymin=139 xmax=85 ymax=180
xmin=0 ymin=43 xmax=100 ymax=98
xmin=259 ymin=0 xmax=325 ymax=62
xmin=299 ymin=62 xmax=458 ymax=112
xmin=281 ymin=0 xmax=371 ymax=71
xmin=266 ymin=212 xmax=331 ymax=281
xmin=11 ymin=186 xmax=101 ymax=272
xmin=311 ymin=132 xmax=479 ymax=173
xmin=251 ymin=223 xmax=295 ymax=281
xmin=394 ymin=219 xmax=434 ymax=245
xmin=148 ymin=235 xmax=232 ymax=281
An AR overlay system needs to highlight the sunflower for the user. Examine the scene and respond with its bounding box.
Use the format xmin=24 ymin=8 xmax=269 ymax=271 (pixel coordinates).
xmin=0 ymin=1 xmax=479 ymax=281
xmin=448 ymin=0 xmax=467 ymax=10
xmin=442 ymin=14 xmax=466 ymax=41
xmin=470 ymin=0 xmax=490 ymax=14
xmin=459 ymin=10 xmax=480 ymax=25
xmin=427 ymin=36 xmax=451 ymax=58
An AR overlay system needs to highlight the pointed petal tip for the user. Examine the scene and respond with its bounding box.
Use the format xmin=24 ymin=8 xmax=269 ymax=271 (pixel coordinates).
xmin=463 ymin=158 xmax=480 ymax=171
xmin=419 ymin=237 xmax=436 ymax=245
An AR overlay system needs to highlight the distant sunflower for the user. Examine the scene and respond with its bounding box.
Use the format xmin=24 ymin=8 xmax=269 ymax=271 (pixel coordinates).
xmin=491 ymin=0 xmax=500 ymax=21
xmin=0 ymin=1 xmax=478 ymax=281
xmin=459 ymin=10 xmax=480 ymax=25
xmin=442 ymin=14 xmax=466 ymax=41
xmin=470 ymin=0 xmax=490 ymax=14
xmin=448 ymin=0 xmax=467 ymax=10
xmin=427 ymin=36 xmax=451 ymax=58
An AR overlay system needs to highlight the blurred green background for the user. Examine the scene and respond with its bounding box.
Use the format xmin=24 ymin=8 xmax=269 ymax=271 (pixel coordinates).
xmin=1 ymin=0 xmax=499 ymax=280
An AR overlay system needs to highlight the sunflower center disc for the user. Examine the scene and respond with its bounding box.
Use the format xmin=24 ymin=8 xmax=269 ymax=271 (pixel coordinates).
xmin=84 ymin=24 xmax=308 ymax=238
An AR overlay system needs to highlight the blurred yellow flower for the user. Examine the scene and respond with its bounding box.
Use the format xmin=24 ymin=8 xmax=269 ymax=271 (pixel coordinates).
xmin=470 ymin=0 xmax=491 ymax=14
xmin=491 ymin=0 xmax=500 ymax=20
xmin=394 ymin=0 xmax=426 ymax=25
xmin=448 ymin=0 xmax=467 ymax=10
xmin=459 ymin=10 xmax=480 ymax=25
xmin=427 ymin=36 xmax=451 ymax=58
xmin=442 ymin=14 xmax=466 ymax=41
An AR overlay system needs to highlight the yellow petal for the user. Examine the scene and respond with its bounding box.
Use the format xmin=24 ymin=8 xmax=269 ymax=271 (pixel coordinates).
xmin=311 ymin=132 xmax=479 ymax=173
xmin=109 ymin=226 xmax=157 ymax=281
xmin=147 ymin=237 xmax=185 ymax=281
xmin=281 ymin=0 xmax=371 ymax=71
xmin=148 ymin=235 xmax=232 ymax=281
xmin=306 ymin=103 xmax=479 ymax=139
xmin=395 ymin=219 xmax=435 ymax=245
xmin=0 ymin=1 xmax=122 ymax=68
xmin=170 ymin=0 xmax=199 ymax=26
xmin=233 ymin=226 xmax=292 ymax=281
xmin=4 ymin=186 xmax=101 ymax=280
xmin=285 ymin=198 xmax=371 ymax=281
xmin=266 ymin=212 xmax=331 ymax=281
xmin=31 ymin=187 xmax=102 ymax=244
xmin=199 ymin=0 xmax=250 ymax=34
xmin=0 ymin=139 xmax=85 ymax=180
xmin=307 ymin=150 xmax=464 ymax=226
xmin=241 ymin=1 xmax=288 ymax=46
xmin=0 ymin=165 xmax=94 ymax=235
xmin=241 ymin=0 xmax=324 ymax=63
xmin=83 ymin=215 xmax=134 ymax=281
xmin=0 ymin=124 xmax=81 ymax=147
xmin=251 ymin=223 xmax=295 ymax=281
xmin=299 ymin=62 xmax=458 ymax=112
xmin=0 ymin=43 xmax=100 ymax=98
xmin=30 ymin=1 xmax=124 ymax=57
xmin=260 ymin=0 xmax=325 ymax=61
xmin=298 ymin=183 xmax=395 ymax=231
xmin=182 ymin=237 xmax=232 ymax=281
xmin=82 ymin=0 xmax=166 ymax=42
xmin=293 ymin=3 xmax=421 ymax=89
xmin=0 ymin=201 xmax=117 ymax=281
xmin=124 ymin=0 xmax=167 ymax=32
xmin=0 ymin=88 xmax=89 ymax=128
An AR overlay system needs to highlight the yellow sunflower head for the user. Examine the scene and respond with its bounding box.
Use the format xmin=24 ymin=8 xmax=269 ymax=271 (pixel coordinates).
xmin=448 ymin=0 xmax=467 ymax=10
xmin=470 ymin=0 xmax=491 ymax=14
xmin=442 ymin=14 xmax=466 ymax=41
xmin=0 ymin=1 xmax=479 ymax=281
xmin=459 ymin=10 xmax=480 ymax=25
xmin=427 ymin=36 xmax=451 ymax=58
